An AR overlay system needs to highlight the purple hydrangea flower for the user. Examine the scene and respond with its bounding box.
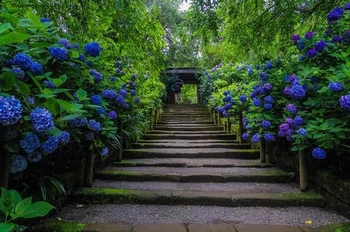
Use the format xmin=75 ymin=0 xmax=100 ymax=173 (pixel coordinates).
xmin=12 ymin=68 xmax=25 ymax=80
xmin=292 ymin=34 xmax=301 ymax=42
xmin=328 ymin=6 xmax=343 ymax=22
xmin=49 ymin=47 xmax=68 ymax=61
xmin=285 ymin=103 xmax=297 ymax=114
xmin=242 ymin=133 xmax=250 ymax=140
xmin=312 ymin=147 xmax=326 ymax=159
xmin=264 ymin=103 xmax=272 ymax=110
xmin=332 ymin=35 xmax=342 ymax=43
xmin=101 ymin=147 xmax=109 ymax=157
xmin=263 ymin=83 xmax=272 ymax=91
xmin=58 ymin=131 xmax=70 ymax=144
xmin=279 ymin=123 xmax=290 ymax=132
xmin=41 ymin=135 xmax=59 ymax=154
xmin=9 ymin=155 xmax=27 ymax=174
xmin=284 ymin=87 xmax=291 ymax=95
xmin=20 ymin=133 xmax=41 ymax=154
xmin=0 ymin=96 xmax=23 ymax=126
xmin=307 ymin=48 xmax=317 ymax=58
xmin=251 ymin=133 xmax=261 ymax=143
xmin=328 ymin=82 xmax=343 ymax=92
xmin=91 ymin=94 xmax=102 ymax=105
xmin=30 ymin=107 xmax=54 ymax=133
xmin=253 ymin=98 xmax=261 ymax=107
xmin=262 ymin=120 xmax=271 ymax=128
xmin=315 ymin=40 xmax=327 ymax=52
xmin=305 ymin=31 xmax=315 ymax=39
xmin=239 ymin=95 xmax=247 ymax=103
xmin=340 ymin=94 xmax=350 ymax=110
xmin=290 ymin=84 xmax=306 ymax=100
xmin=84 ymin=42 xmax=102 ymax=57
xmin=102 ymin=89 xmax=117 ymax=99
xmin=264 ymin=133 xmax=276 ymax=141
xmin=293 ymin=116 xmax=304 ymax=127
xmin=285 ymin=117 xmax=294 ymax=125
xmin=88 ymin=120 xmax=102 ymax=132
xmin=108 ymin=111 xmax=117 ymax=119
xmin=345 ymin=3 xmax=350 ymax=10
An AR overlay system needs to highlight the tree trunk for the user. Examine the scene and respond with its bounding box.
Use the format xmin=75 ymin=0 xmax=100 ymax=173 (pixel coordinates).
xmin=299 ymin=150 xmax=308 ymax=192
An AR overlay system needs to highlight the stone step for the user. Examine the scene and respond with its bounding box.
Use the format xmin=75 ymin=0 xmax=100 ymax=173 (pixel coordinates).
xmin=162 ymin=110 xmax=209 ymax=114
xmin=73 ymin=187 xmax=324 ymax=207
xmin=158 ymin=121 xmax=214 ymax=125
xmin=146 ymin=130 xmax=227 ymax=134
xmin=143 ymin=134 xmax=236 ymax=140
xmin=161 ymin=116 xmax=211 ymax=120
xmin=123 ymin=148 xmax=258 ymax=159
xmin=113 ymin=158 xmax=266 ymax=168
xmin=153 ymin=125 xmax=224 ymax=131
xmin=57 ymin=204 xmax=349 ymax=228
xmin=131 ymin=142 xmax=250 ymax=149
xmin=95 ymin=167 xmax=294 ymax=183
xmin=136 ymin=139 xmax=240 ymax=144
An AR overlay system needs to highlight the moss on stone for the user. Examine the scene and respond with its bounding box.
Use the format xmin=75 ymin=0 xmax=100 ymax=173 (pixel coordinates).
xmin=333 ymin=223 xmax=350 ymax=232
xmin=37 ymin=219 xmax=84 ymax=232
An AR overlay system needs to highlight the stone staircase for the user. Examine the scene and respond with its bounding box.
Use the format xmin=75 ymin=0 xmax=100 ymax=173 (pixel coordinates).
xmin=54 ymin=104 xmax=349 ymax=231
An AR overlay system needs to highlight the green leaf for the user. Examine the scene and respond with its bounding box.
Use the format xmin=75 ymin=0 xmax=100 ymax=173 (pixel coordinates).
xmin=14 ymin=198 xmax=32 ymax=218
xmin=71 ymin=50 xmax=80 ymax=59
xmin=76 ymin=88 xmax=87 ymax=101
xmin=0 ymin=222 xmax=15 ymax=232
xmin=0 ymin=23 xmax=12 ymax=34
xmin=3 ymin=143 xmax=19 ymax=154
xmin=0 ymin=32 xmax=30 ymax=46
xmin=25 ymin=11 xmax=42 ymax=27
xmin=44 ymin=97 xmax=60 ymax=116
xmin=0 ymin=188 xmax=22 ymax=216
xmin=16 ymin=81 xmax=31 ymax=97
xmin=0 ymin=72 xmax=15 ymax=91
xmin=0 ymin=12 xmax=19 ymax=25
xmin=29 ymin=75 xmax=43 ymax=93
xmin=51 ymin=88 xmax=70 ymax=95
xmin=48 ymin=126 xmax=62 ymax=137
xmin=59 ymin=114 xmax=81 ymax=121
xmin=13 ymin=201 xmax=54 ymax=219
xmin=57 ymin=99 xmax=73 ymax=112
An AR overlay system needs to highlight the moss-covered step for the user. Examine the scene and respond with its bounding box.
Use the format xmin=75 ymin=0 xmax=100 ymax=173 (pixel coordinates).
xmin=32 ymin=219 xmax=85 ymax=232
xmin=153 ymin=125 xmax=224 ymax=131
xmin=146 ymin=130 xmax=228 ymax=134
xmin=161 ymin=113 xmax=210 ymax=117
xmin=123 ymin=148 xmax=258 ymax=159
xmin=136 ymin=139 xmax=239 ymax=144
xmin=131 ymin=142 xmax=250 ymax=149
xmin=113 ymin=158 xmax=270 ymax=168
xmin=157 ymin=121 xmax=214 ymax=125
xmin=73 ymin=187 xmax=325 ymax=207
xmin=95 ymin=167 xmax=294 ymax=183
xmin=142 ymin=134 xmax=237 ymax=140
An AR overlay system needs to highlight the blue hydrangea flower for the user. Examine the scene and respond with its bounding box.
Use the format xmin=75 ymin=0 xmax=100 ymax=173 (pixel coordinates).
xmin=264 ymin=133 xmax=275 ymax=141
xmin=101 ymin=148 xmax=109 ymax=157
xmin=307 ymin=48 xmax=317 ymax=58
xmin=131 ymin=74 xmax=137 ymax=81
xmin=312 ymin=147 xmax=326 ymax=159
xmin=293 ymin=116 xmax=304 ymax=127
xmin=305 ymin=31 xmax=315 ymax=39
xmin=119 ymin=89 xmax=128 ymax=97
xmin=88 ymin=120 xmax=102 ymax=132
xmin=264 ymin=103 xmax=272 ymax=110
xmin=41 ymin=136 xmax=59 ymax=154
xmin=290 ymin=84 xmax=306 ymax=100
xmin=259 ymin=72 xmax=269 ymax=81
xmin=223 ymin=95 xmax=232 ymax=102
xmin=102 ymin=89 xmax=117 ymax=99
xmin=262 ymin=120 xmax=271 ymax=129
xmin=91 ymin=94 xmax=102 ymax=105
xmin=251 ymin=133 xmax=260 ymax=143
xmin=84 ymin=42 xmax=102 ymax=57
xmin=242 ymin=133 xmax=250 ymax=140
xmin=12 ymin=68 xmax=25 ymax=80
xmin=264 ymin=96 xmax=274 ymax=103
xmin=20 ymin=133 xmax=41 ymax=154
xmin=121 ymin=83 xmax=127 ymax=88
xmin=285 ymin=118 xmax=294 ymax=125
xmin=263 ymin=83 xmax=272 ymax=91
xmin=115 ymin=60 xmax=121 ymax=67
xmin=315 ymin=40 xmax=327 ymax=52
xmin=340 ymin=94 xmax=350 ymax=110
xmin=43 ymin=80 xmax=55 ymax=89
xmin=9 ymin=155 xmax=27 ymax=174
xmin=239 ymin=95 xmax=247 ymax=103
xmin=49 ymin=47 xmax=68 ymax=61
xmin=58 ymin=131 xmax=70 ymax=144
xmin=298 ymin=128 xmax=307 ymax=136
xmin=0 ymin=96 xmax=23 ymax=126
xmin=135 ymin=97 xmax=140 ymax=104
xmin=97 ymin=107 xmax=107 ymax=115
xmin=332 ymin=35 xmax=342 ymax=43
xmin=29 ymin=62 xmax=44 ymax=75
xmin=124 ymin=103 xmax=130 ymax=109
xmin=116 ymin=95 xmax=126 ymax=106
xmin=253 ymin=98 xmax=261 ymax=107
xmin=328 ymin=6 xmax=343 ymax=22
xmin=58 ymin=38 xmax=72 ymax=49
xmin=285 ymin=103 xmax=297 ymax=114
xmin=27 ymin=152 xmax=42 ymax=163
xmin=89 ymin=69 xmax=103 ymax=83
xmin=265 ymin=61 xmax=273 ymax=69
xmin=328 ymin=82 xmax=343 ymax=92
xmin=27 ymin=97 xmax=35 ymax=104
xmin=70 ymin=117 xmax=88 ymax=127
xmin=130 ymin=90 xmax=136 ymax=96
xmin=292 ymin=34 xmax=301 ymax=42
xmin=110 ymin=76 xmax=116 ymax=81
xmin=108 ymin=111 xmax=117 ymax=119
xmin=345 ymin=3 xmax=350 ymax=10
xmin=13 ymin=53 xmax=33 ymax=69
xmin=296 ymin=40 xmax=305 ymax=50
xmin=78 ymin=54 xmax=85 ymax=61
xmin=30 ymin=107 xmax=54 ymax=133
xmin=85 ymin=131 xmax=94 ymax=141
xmin=40 ymin=18 xmax=51 ymax=22
xmin=279 ymin=123 xmax=290 ymax=132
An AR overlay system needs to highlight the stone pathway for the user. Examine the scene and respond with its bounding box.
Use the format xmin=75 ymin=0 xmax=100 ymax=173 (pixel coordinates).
xmin=52 ymin=104 xmax=349 ymax=231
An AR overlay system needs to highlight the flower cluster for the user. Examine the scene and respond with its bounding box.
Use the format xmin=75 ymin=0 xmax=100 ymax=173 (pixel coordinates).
xmin=88 ymin=120 xmax=102 ymax=132
xmin=30 ymin=107 xmax=54 ymax=133
xmin=10 ymin=155 xmax=28 ymax=174
xmin=41 ymin=136 xmax=59 ymax=154
xmin=89 ymin=69 xmax=103 ymax=83
xmin=91 ymin=95 xmax=102 ymax=105
xmin=20 ymin=133 xmax=41 ymax=154
xmin=84 ymin=42 xmax=101 ymax=57
xmin=70 ymin=117 xmax=88 ymax=127
xmin=0 ymin=96 xmax=23 ymax=126
xmin=49 ymin=47 xmax=68 ymax=61
xmin=58 ymin=131 xmax=70 ymax=144
xmin=102 ymin=89 xmax=117 ymax=99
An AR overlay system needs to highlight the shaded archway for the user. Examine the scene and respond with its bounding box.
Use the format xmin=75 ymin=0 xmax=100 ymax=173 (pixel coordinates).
xmin=163 ymin=68 xmax=202 ymax=104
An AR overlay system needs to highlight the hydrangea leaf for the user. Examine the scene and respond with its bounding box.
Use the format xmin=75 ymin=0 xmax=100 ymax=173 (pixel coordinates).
xmin=0 ymin=222 xmax=15 ymax=232
xmin=0 ymin=72 xmax=15 ymax=91
xmin=44 ymin=97 xmax=60 ymax=116
xmin=0 ymin=22 xmax=12 ymax=34
xmin=16 ymin=81 xmax=31 ymax=97
xmin=0 ymin=32 xmax=30 ymax=46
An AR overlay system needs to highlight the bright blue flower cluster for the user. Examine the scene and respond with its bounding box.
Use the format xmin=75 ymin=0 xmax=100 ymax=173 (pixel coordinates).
xmin=102 ymin=89 xmax=117 ymax=99
xmin=298 ymin=128 xmax=307 ymax=136
xmin=135 ymin=97 xmax=140 ymax=104
xmin=239 ymin=95 xmax=247 ymax=103
xmin=315 ymin=40 xmax=327 ymax=52
xmin=88 ymin=120 xmax=102 ymax=132
xmin=20 ymin=133 xmax=41 ymax=154
xmin=307 ymin=48 xmax=317 ymax=58
xmin=30 ymin=107 xmax=54 ymax=133
xmin=41 ymin=135 xmax=59 ymax=154
xmin=293 ymin=116 xmax=304 ymax=127
xmin=312 ymin=147 xmax=326 ymax=159
xmin=262 ymin=120 xmax=271 ymax=128
xmin=101 ymin=147 xmax=109 ymax=157
xmin=0 ymin=96 xmax=23 ymax=126
xmin=285 ymin=103 xmax=297 ymax=114
xmin=116 ymin=95 xmax=126 ymax=106
xmin=305 ymin=31 xmax=315 ymax=39
xmin=49 ymin=47 xmax=68 ymax=61
xmin=43 ymin=80 xmax=55 ymax=89
xmin=130 ymin=90 xmax=136 ymax=96
xmin=119 ymin=89 xmax=128 ymax=97
xmin=264 ymin=133 xmax=275 ymax=141
xmin=251 ymin=133 xmax=260 ymax=143
xmin=278 ymin=121 xmax=293 ymax=141
xmin=12 ymin=68 xmax=25 ymax=79
xmin=292 ymin=34 xmax=301 ymax=42
xmin=84 ymin=42 xmax=101 ymax=57
xmin=59 ymin=131 xmax=70 ymax=144
xmin=327 ymin=6 xmax=343 ymax=22
xmin=340 ymin=94 xmax=350 ymax=110
xmin=328 ymin=82 xmax=343 ymax=92
xmin=108 ymin=111 xmax=117 ymax=119
xmin=89 ymin=69 xmax=103 ymax=83
xmin=30 ymin=62 xmax=44 ymax=75
xmin=13 ymin=53 xmax=33 ymax=69
xmin=58 ymin=38 xmax=72 ymax=49
xmin=253 ymin=98 xmax=261 ymax=107
xmin=9 ymin=155 xmax=27 ymax=174
xmin=91 ymin=95 xmax=102 ymax=105
xmin=70 ymin=117 xmax=88 ymax=127
xmin=242 ymin=133 xmax=250 ymax=140
xmin=290 ymin=84 xmax=306 ymax=100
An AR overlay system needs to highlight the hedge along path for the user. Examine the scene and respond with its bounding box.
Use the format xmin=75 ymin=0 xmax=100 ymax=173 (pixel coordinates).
xmin=53 ymin=104 xmax=349 ymax=230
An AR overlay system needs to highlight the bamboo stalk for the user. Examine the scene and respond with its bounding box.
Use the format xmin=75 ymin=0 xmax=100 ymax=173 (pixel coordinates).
xmin=299 ymin=150 xmax=308 ymax=192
